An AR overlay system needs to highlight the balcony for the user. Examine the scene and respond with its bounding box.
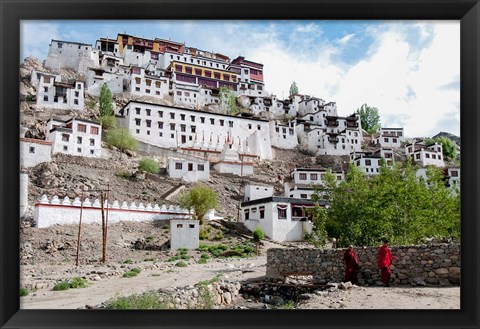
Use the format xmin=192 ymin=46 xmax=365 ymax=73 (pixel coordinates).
xmin=326 ymin=121 xmax=339 ymax=127
xmin=328 ymin=137 xmax=339 ymax=143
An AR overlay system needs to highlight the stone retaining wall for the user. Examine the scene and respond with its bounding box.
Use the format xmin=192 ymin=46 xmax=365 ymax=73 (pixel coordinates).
xmin=267 ymin=243 xmax=460 ymax=286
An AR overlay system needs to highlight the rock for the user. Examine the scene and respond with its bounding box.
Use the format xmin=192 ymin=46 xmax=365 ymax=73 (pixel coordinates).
xmin=435 ymin=268 xmax=449 ymax=275
xmin=415 ymin=280 xmax=427 ymax=287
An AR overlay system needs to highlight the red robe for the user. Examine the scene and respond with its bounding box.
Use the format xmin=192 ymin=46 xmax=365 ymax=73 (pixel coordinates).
xmin=378 ymin=245 xmax=395 ymax=284
xmin=343 ymin=249 xmax=359 ymax=283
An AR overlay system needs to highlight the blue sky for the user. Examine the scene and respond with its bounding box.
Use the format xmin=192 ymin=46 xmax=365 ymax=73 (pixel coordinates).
xmin=21 ymin=20 xmax=460 ymax=138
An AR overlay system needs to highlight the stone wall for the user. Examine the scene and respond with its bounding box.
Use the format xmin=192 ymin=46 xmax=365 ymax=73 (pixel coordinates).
xmin=267 ymin=243 xmax=460 ymax=286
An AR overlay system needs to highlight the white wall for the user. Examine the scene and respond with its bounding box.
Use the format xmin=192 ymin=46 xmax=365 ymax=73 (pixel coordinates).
xmin=33 ymin=71 xmax=85 ymax=111
xmin=170 ymin=219 xmax=200 ymax=250
xmin=213 ymin=162 xmax=254 ymax=176
xmin=269 ymin=121 xmax=298 ymax=149
xmin=20 ymin=173 xmax=29 ymax=218
xmin=167 ymin=158 xmax=210 ymax=182
xmin=244 ymin=185 xmax=273 ymax=201
xmin=44 ymin=40 xmax=95 ymax=76
xmin=118 ymin=101 xmax=273 ymax=160
xmin=20 ymin=139 xmax=52 ymax=168
xmin=34 ymin=195 xmax=190 ymax=228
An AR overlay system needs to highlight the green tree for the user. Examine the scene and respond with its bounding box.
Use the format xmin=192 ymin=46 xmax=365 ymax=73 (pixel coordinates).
xmin=313 ymin=160 xmax=460 ymax=247
xmin=138 ymin=157 xmax=159 ymax=174
xmin=179 ymin=184 xmax=218 ymax=224
xmin=99 ymin=83 xmax=114 ymax=117
xmin=434 ymin=137 xmax=457 ymax=161
xmin=252 ymin=227 xmax=265 ymax=256
xmin=289 ymin=82 xmax=299 ymax=96
xmin=219 ymin=87 xmax=237 ymax=115
xmin=358 ymin=104 xmax=381 ymax=134
xmin=100 ymin=115 xmax=117 ymax=130
xmin=105 ymin=127 xmax=137 ymax=151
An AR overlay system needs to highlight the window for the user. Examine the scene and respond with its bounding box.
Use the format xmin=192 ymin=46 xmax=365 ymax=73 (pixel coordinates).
xmin=384 ymin=138 xmax=389 ymax=142
xmin=90 ymin=139 xmax=95 ymax=146
xmin=146 ymin=109 xmax=151 ymax=116
xmin=63 ymin=146 xmax=68 ymax=151
xmin=177 ymin=224 xmax=183 ymax=228
xmin=185 ymin=67 xmax=192 ymax=74
xmin=191 ymin=126 xmax=196 ymax=133
xmin=74 ymin=99 xmax=79 ymax=105
xmin=299 ymin=173 xmax=307 ymax=180
xmin=146 ymin=120 xmax=151 ymax=128
xmin=190 ymin=115 xmax=195 ymax=122
xmin=77 ymin=124 xmax=86 ymax=133
xmin=432 ymin=154 xmax=436 ymax=159
xmin=200 ymin=117 xmax=205 ymax=123
xmin=62 ymin=134 xmax=70 ymax=142
xmin=248 ymin=124 xmax=252 ymax=129
xmin=75 ymin=91 xmax=79 ymax=97
xmin=189 ymin=224 xmax=195 ymax=229
xmin=214 ymin=72 xmax=221 ymax=79
xmin=426 ymin=153 xmax=430 ymax=158
xmin=170 ymin=123 xmax=176 ymax=130
xmin=77 ymin=137 xmax=82 ymax=144
xmin=43 ymin=77 xmax=51 ymax=83
xmin=158 ymin=121 xmax=164 ymax=129
xmin=29 ymin=146 xmax=35 ymax=154
xmin=170 ymin=113 xmax=175 ymax=119
xmin=244 ymin=209 xmax=250 ymax=220
xmin=198 ymin=164 xmax=205 ymax=171
xmin=259 ymin=206 xmax=265 ymax=219
xmin=136 ymin=129 xmax=140 ymax=134
xmin=257 ymin=125 xmax=261 ymax=130
xmin=135 ymin=107 xmax=141 ymax=115
xmin=220 ymin=119 xmax=224 ymax=126
xmin=175 ymin=162 xmax=183 ymax=170
xmin=393 ymin=138 xmax=397 ymax=143
xmin=365 ymin=159 xmax=371 ymax=166
xmin=301 ymin=194 xmax=308 ymax=199
xmin=451 ymin=170 xmax=458 ymax=177
xmin=159 ymin=132 xmax=163 ymax=137
xmin=277 ymin=206 xmax=287 ymax=219
xmin=310 ymin=174 xmax=318 ymax=180
xmin=135 ymin=119 xmax=141 ymax=126
xmin=229 ymin=121 xmax=233 ymax=128
xmin=210 ymin=118 xmax=215 ymax=124
xmin=155 ymin=81 xmax=161 ymax=88
xmin=180 ymin=114 xmax=186 ymax=121
xmin=176 ymin=91 xmax=182 ymax=96
xmin=180 ymin=124 xmax=186 ymax=132
xmin=158 ymin=111 xmax=163 ymax=117
xmin=44 ymin=87 xmax=48 ymax=92
xmin=135 ymin=87 xmax=140 ymax=92
xmin=77 ymin=147 xmax=82 ymax=153
xmin=43 ymin=96 xmax=48 ymax=101
xmin=195 ymin=69 xmax=202 ymax=75
xmin=188 ymin=163 xmax=193 ymax=171
xmin=416 ymin=154 xmax=420 ymax=159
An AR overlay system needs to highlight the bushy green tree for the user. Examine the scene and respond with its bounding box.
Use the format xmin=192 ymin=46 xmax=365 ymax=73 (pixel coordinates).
xmin=105 ymin=127 xmax=137 ymax=151
xmin=100 ymin=115 xmax=117 ymax=130
xmin=289 ymin=82 xmax=299 ymax=96
xmin=313 ymin=161 xmax=460 ymax=247
xmin=138 ymin=157 xmax=159 ymax=174
xmin=358 ymin=104 xmax=380 ymax=134
xmin=219 ymin=87 xmax=237 ymax=115
xmin=99 ymin=83 xmax=114 ymax=117
xmin=435 ymin=137 xmax=457 ymax=160
xmin=252 ymin=227 xmax=265 ymax=255
xmin=179 ymin=184 xmax=218 ymax=224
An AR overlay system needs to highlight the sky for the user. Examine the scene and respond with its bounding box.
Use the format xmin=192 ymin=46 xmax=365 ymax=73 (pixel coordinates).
xmin=20 ymin=20 xmax=460 ymax=138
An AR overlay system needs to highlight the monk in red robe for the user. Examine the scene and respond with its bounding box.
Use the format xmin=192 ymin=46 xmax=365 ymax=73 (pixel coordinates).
xmin=343 ymin=245 xmax=360 ymax=284
xmin=378 ymin=239 xmax=397 ymax=286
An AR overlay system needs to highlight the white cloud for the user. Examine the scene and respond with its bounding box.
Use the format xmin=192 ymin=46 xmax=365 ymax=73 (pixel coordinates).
xmin=337 ymin=33 xmax=355 ymax=45
xmin=294 ymin=23 xmax=320 ymax=34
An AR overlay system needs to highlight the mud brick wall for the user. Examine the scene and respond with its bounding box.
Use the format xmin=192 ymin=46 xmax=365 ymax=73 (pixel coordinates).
xmin=266 ymin=243 xmax=460 ymax=286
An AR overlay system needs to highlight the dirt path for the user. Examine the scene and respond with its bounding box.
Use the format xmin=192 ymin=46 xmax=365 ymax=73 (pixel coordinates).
xmin=21 ymin=255 xmax=267 ymax=309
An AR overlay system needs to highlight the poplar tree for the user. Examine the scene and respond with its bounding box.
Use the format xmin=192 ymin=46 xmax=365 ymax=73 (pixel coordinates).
xmin=99 ymin=83 xmax=114 ymax=117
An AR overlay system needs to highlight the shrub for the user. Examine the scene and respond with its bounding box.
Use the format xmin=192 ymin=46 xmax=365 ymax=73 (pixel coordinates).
xmin=53 ymin=282 xmax=70 ymax=291
xmin=123 ymin=259 xmax=133 ymax=264
xmin=105 ymin=127 xmax=137 ymax=151
xmin=144 ymin=257 xmax=156 ymax=262
xmin=175 ymin=261 xmax=187 ymax=267
xmin=197 ymin=258 xmax=208 ymax=264
xmin=100 ymin=115 xmax=117 ymax=130
xmin=145 ymin=235 xmax=154 ymax=242
xmin=123 ymin=268 xmax=141 ymax=278
xmin=277 ymin=300 xmax=296 ymax=309
xmin=105 ymin=291 xmax=175 ymax=310
xmin=196 ymin=285 xmax=214 ymax=309
xmin=199 ymin=225 xmax=211 ymax=240
xmin=117 ymin=171 xmax=132 ymax=180
xmin=167 ymin=256 xmax=179 ymax=262
xmin=213 ymin=230 xmax=224 ymax=241
xmin=198 ymin=243 xmax=209 ymax=251
xmin=200 ymin=252 xmax=210 ymax=259
xmin=69 ymin=277 xmax=89 ymax=289
xmin=20 ymin=287 xmax=29 ymax=297
xmin=180 ymin=254 xmax=190 ymax=260
xmin=85 ymin=99 xmax=97 ymax=110
xmin=138 ymin=157 xmax=159 ymax=174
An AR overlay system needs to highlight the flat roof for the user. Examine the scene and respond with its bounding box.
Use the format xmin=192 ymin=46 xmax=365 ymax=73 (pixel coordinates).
xmin=122 ymin=100 xmax=269 ymax=122
xmin=241 ymin=196 xmax=327 ymax=207
xmin=51 ymin=39 xmax=91 ymax=47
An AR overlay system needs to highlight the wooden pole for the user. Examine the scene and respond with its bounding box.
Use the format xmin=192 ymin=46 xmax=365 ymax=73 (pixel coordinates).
xmin=101 ymin=192 xmax=106 ymax=263
xmin=75 ymin=190 xmax=84 ymax=266
xmin=105 ymin=184 xmax=110 ymax=263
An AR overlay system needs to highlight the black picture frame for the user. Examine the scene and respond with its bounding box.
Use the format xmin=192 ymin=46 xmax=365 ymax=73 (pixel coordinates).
xmin=1 ymin=0 xmax=478 ymax=328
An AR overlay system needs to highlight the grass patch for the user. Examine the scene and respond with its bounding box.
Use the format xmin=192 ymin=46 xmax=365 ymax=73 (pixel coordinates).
xmin=196 ymin=275 xmax=221 ymax=287
xmin=167 ymin=256 xmax=179 ymax=262
xmin=123 ymin=259 xmax=134 ymax=264
xmin=145 ymin=235 xmax=155 ymax=242
xmin=123 ymin=268 xmax=141 ymax=278
xmin=144 ymin=257 xmax=156 ymax=262
xmin=105 ymin=291 xmax=175 ymax=310
xmin=213 ymin=230 xmax=224 ymax=241
xmin=197 ymin=258 xmax=208 ymax=264
xmin=69 ymin=277 xmax=89 ymax=289
xmin=276 ymin=300 xmax=296 ymax=309
xmin=200 ymin=252 xmax=210 ymax=259
xmin=175 ymin=261 xmax=187 ymax=267
xmin=117 ymin=171 xmax=132 ymax=180
xmin=199 ymin=225 xmax=212 ymax=240
xmin=53 ymin=282 xmax=71 ymax=291
xmin=180 ymin=254 xmax=190 ymax=260
xmin=20 ymin=287 xmax=29 ymax=297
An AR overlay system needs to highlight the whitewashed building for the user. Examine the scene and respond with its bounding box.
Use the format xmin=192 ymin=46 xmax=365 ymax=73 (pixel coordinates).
xmin=20 ymin=137 xmax=53 ymax=168
xmin=406 ymin=141 xmax=444 ymax=167
xmin=46 ymin=117 xmax=102 ymax=157
xmin=445 ymin=167 xmax=460 ymax=189
xmin=44 ymin=40 xmax=98 ymax=76
xmin=375 ymin=127 xmax=404 ymax=148
xmin=241 ymin=197 xmax=328 ymax=242
xmin=116 ymin=100 xmax=273 ymax=160
xmin=284 ymin=168 xmax=344 ymax=199
xmin=31 ymin=70 xmax=85 ymax=111
xmin=167 ymin=158 xmax=210 ymax=182
xmin=243 ymin=184 xmax=274 ymax=202
xmin=127 ymin=66 xmax=169 ymax=99
xmin=170 ymin=219 xmax=200 ymax=250
xmin=213 ymin=136 xmax=254 ymax=176
xmin=270 ymin=120 xmax=298 ymax=149
xmin=351 ymin=148 xmax=395 ymax=175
